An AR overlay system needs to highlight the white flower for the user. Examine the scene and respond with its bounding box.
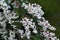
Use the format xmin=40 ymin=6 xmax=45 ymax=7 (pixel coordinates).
xmin=22 ymin=3 xmax=44 ymax=19
xmin=50 ymin=32 xmax=55 ymax=36
xmin=49 ymin=26 xmax=56 ymax=30
xmin=33 ymin=29 xmax=37 ymax=34
xmin=25 ymin=30 xmax=31 ymax=39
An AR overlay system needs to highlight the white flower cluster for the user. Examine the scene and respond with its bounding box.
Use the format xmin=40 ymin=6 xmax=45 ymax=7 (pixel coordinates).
xmin=37 ymin=17 xmax=56 ymax=31
xmin=0 ymin=0 xmax=18 ymax=40
xmin=0 ymin=0 xmax=8 ymax=30
xmin=37 ymin=17 xmax=59 ymax=40
xmin=21 ymin=3 xmax=44 ymax=19
xmin=21 ymin=2 xmax=59 ymax=40
xmin=0 ymin=0 xmax=59 ymax=40
xmin=8 ymin=30 xmax=16 ymax=40
xmin=40 ymin=31 xmax=59 ymax=40
xmin=0 ymin=30 xmax=7 ymax=40
xmin=0 ymin=0 xmax=19 ymax=28
xmin=20 ymin=17 xmax=37 ymax=39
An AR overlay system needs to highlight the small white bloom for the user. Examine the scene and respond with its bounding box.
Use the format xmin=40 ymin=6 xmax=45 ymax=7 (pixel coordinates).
xmin=33 ymin=29 xmax=37 ymax=34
